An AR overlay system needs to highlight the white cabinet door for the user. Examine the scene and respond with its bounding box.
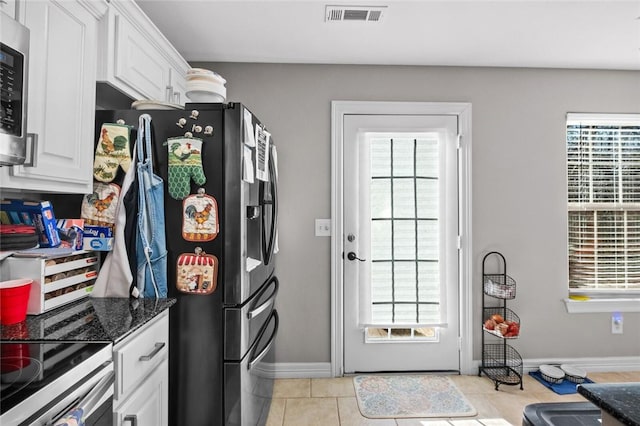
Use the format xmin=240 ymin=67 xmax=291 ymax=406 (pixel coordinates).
xmin=0 ymin=0 xmax=17 ymax=19
xmin=98 ymin=0 xmax=189 ymax=104
xmin=113 ymin=312 xmax=169 ymax=426
xmin=115 ymin=358 xmax=168 ymax=426
xmin=2 ymin=0 xmax=99 ymax=194
xmin=113 ymin=13 xmax=171 ymax=102
xmin=113 ymin=313 xmax=169 ymax=401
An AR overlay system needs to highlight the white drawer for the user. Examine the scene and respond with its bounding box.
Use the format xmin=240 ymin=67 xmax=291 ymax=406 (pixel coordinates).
xmin=114 ymin=312 xmax=169 ymax=401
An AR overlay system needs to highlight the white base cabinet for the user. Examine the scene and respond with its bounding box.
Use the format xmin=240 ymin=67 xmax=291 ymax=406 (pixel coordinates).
xmin=115 ymin=358 xmax=168 ymax=426
xmin=113 ymin=310 xmax=169 ymax=426
xmin=1 ymin=0 xmax=106 ymax=194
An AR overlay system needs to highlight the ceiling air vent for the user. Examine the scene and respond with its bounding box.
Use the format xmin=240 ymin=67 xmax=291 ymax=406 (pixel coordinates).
xmin=325 ymin=5 xmax=387 ymax=22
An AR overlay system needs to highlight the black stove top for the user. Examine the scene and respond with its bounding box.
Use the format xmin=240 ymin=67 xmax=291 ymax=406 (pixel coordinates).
xmin=0 ymin=341 xmax=110 ymax=415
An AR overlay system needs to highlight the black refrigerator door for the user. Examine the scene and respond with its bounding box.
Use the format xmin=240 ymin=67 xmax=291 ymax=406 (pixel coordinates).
xmin=223 ymin=105 xmax=276 ymax=306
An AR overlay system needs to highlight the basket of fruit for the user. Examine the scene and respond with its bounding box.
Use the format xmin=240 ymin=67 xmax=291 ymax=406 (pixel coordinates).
xmin=483 ymin=307 xmax=520 ymax=338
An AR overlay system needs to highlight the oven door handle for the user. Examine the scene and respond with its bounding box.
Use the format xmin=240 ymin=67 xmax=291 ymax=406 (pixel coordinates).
xmin=50 ymin=370 xmax=114 ymax=425
xmin=75 ymin=371 xmax=114 ymax=418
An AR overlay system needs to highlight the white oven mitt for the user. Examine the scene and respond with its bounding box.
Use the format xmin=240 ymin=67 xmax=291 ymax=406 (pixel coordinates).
xmin=93 ymin=123 xmax=132 ymax=182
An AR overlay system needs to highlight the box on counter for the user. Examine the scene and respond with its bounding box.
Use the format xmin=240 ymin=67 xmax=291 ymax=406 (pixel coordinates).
xmin=56 ymin=219 xmax=84 ymax=251
xmin=83 ymin=225 xmax=113 ymax=251
xmin=0 ymin=199 xmax=61 ymax=248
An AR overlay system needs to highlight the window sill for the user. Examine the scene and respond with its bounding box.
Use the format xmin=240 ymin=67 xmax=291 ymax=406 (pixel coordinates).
xmin=564 ymin=298 xmax=640 ymax=313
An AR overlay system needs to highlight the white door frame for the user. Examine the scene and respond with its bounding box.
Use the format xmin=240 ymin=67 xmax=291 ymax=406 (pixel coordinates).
xmin=330 ymin=100 xmax=473 ymax=377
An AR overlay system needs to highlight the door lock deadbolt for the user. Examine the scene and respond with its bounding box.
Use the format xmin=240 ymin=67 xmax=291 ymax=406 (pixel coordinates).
xmin=347 ymin=234 xmax=355 ymax=242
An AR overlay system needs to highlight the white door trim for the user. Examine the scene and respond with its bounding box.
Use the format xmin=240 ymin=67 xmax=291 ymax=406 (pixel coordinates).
xmin=330 ymin=100 xmax=473 ymax=377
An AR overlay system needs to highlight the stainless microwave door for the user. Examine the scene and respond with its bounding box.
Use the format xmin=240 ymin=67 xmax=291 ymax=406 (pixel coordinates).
xmin=0 ymin=14 xmax=29 ymax=165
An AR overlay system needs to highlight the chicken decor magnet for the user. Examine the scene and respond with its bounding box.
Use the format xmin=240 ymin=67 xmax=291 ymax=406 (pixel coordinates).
xmin=164 ymin=136 xmax=206 ymax=200
xmin=176 ymin=247 xmax=218 ymax=295
xmin=182 ymin=188 xmax=219 ymax=242
xmin=81 ymin=182 xmax=121 ymax=228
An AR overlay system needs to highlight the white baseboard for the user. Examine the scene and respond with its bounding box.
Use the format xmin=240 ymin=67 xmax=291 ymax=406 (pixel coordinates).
xmin=266 ymin=357 xmax=639 ymax=379
xmin=467 ymin=356 xmax=640 ymax=375
xmin=521 ymin=356 xmax=640 ymax=373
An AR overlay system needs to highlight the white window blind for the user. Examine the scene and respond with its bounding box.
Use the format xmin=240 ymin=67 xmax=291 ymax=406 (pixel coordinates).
xmin=567 ymin=113 xmax=640 ymax=292
xmin=359 ymin=135 xmax=448 ymax=327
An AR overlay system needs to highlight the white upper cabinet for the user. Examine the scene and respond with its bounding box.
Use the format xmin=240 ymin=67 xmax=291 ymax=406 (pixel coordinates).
xmin=0 ymin=0 xmax=17 ymax=19
xmin=97 ymin=0 xmax=189 ymax=105
xmin=1 ymin=0 xmax=106 ymax=194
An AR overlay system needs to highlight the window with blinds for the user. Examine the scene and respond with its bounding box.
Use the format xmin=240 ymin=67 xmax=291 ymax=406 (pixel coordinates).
xmin=567 ymin=113 xmax=640 ymax=293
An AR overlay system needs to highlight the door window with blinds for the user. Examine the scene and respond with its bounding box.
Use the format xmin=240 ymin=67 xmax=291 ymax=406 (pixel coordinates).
xmin=567 ymin=113 xmax=640 ymax=294
xmin=359 ymin=130 xmax=455 ymax=341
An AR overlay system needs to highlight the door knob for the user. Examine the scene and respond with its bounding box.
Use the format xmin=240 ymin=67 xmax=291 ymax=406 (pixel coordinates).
xmin=347 ymin=252 xmax=366 ymax=262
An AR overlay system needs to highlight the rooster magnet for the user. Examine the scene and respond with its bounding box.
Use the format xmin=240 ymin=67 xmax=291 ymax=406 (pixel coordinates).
xmin=81 ymin=182 xmax=121 ymax=228
xmin=182 ymin=189 xmax=219 ymax=242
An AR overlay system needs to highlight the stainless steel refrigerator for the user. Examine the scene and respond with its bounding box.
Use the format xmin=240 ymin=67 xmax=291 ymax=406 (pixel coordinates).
xmin=95 ymin=102 xmax=279 ymax=425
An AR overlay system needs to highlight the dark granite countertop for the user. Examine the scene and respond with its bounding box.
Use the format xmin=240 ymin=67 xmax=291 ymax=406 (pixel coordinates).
xmin=0 ymin=297 xmax=176 ymax=343
xmin=578 ymin=382 xmax=640 ymax=426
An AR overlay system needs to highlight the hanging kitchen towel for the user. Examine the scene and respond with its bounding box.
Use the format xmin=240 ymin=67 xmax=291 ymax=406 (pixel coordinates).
xmin=93 ymin=123 xmax=132 ymax=183
xmin=52 ymin=407 xmax=84 ymax=426
xmin=81 ymin=182 xmax=120 ymax=228
xmin=176 ymin=249 xmax=218 ymax=294
xmin=135 ymin=114 xmax=168 ymax=298
xmin=91 ymin=142 xmax=137 ymax=298
xmin=182 ymin=189 xmax=219 ymax=242
xmin=165 ymin=136 xmax=206 ymax=200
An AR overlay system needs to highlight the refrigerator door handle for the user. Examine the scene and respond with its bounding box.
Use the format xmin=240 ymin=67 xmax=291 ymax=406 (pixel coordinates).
xmin=247 ymin=276 xmax=279 ymax=320
xmin=260 ymin=153 xmax=279 ymax=265
xmin=248 ymin=310 xmax=279 ymax=371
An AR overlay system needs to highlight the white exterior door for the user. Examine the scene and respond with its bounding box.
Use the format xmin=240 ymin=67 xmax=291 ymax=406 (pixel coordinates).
xmin=342 ymin=113 xmax=461 ymax=373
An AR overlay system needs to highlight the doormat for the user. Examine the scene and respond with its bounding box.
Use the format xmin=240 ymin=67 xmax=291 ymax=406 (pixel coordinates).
xmin=529 ymin=371 xmax=595 ymax=395
xmin=353 ymin=375 xmax=477 ymax=419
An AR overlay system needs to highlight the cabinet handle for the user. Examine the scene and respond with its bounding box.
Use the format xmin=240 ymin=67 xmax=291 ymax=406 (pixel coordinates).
xmin=139 ymin=342 xmax=165 ymax=361
xmin=124 ymin=414 xmax=138 ymax=425
xmin=23 ymin=133 xmax=38 ymax=167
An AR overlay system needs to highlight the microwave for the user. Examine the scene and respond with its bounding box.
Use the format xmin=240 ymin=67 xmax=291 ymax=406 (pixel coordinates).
xmin=0 ymin=12 xmax=30 ymax=166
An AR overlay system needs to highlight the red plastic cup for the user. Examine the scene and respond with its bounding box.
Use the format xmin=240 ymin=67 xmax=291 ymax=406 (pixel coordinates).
xmin=0 ymin=279 xmax=33 ymax=325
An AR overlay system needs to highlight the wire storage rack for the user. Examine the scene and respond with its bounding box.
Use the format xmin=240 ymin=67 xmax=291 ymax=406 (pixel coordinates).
xmin=479 ymin=251 xmax=523 ymax=390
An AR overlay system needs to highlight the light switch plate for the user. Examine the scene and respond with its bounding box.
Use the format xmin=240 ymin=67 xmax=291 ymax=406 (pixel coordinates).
xmin=315 ymin=219 xmax=331 ymax=237
xmin=612 ymin=312 xmax=623 ymax=334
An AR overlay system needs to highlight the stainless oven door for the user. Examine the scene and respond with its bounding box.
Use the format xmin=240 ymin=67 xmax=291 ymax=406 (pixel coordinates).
xmin=0 ymin=342 xmax=113 ymax=426
xmin=23 ymin=361 xmax=114 ymax=426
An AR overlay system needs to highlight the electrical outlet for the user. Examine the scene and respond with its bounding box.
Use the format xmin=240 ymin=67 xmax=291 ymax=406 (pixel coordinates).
xmin=315 ymin=219 xmax=331 ymax=237
xmin=612 ymin=312 xmax=623 ymax=334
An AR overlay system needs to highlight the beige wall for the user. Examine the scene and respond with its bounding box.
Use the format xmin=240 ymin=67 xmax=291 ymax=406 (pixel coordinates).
xmin=192 ymin=62 xmax=640 ymax=365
